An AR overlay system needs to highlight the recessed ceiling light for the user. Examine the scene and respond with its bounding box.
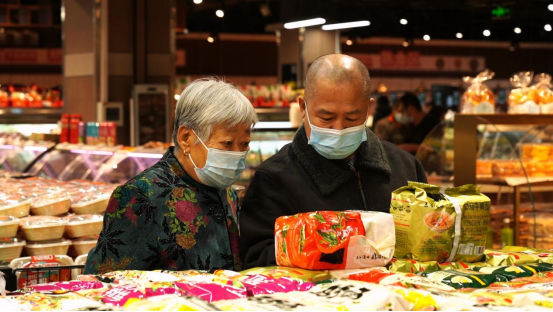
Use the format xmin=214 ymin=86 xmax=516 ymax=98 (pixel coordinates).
xmin=548 ymin=4 xmax=553 ymax=11
xmin=207 ymin=36 xmax=214 ymax=43
xmin=514 ymin=27 xmax=521 ymax=34
xmin=423 ymin=34 xmax=430 ymax=41
xmin=456 ymin=32 xmax=463 ymax=39
xmin=483 ymin=29 xmax=491 ymax=37
xmin=545 ymin=24 xmax=552 ymax=32
xmin=193 ymin=0 xmax=202 ymax=3
xmin=400 ymin=19 xmax=408 ymax=25
xmin=216 ymin=9 xmax=224 ymax=18
xmin=346 ymin=39 xmax=353 ymax=45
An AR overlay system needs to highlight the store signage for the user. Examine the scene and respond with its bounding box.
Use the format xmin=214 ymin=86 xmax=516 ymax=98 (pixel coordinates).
xmin=491 ymin=5 xmax=511 ymax=18
xmin=347 ymin=50 xmax=485 ymax=72
xmin=0 ymin=48 xmax=62 ymax=65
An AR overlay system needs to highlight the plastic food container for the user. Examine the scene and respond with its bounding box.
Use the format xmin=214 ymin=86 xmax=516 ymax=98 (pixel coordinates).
xmin=72 ymin=254 xmax=88 ymax=280
xmin=0 ymin=238 xmax=25 ymax=262
xmin=63 ymin=214 xmax=103 ymax=238
xmin=30 ymin=195 xmax=71 ymax=216
xmin=0 ymin=198 xmax=31 ymax=217
xmin=0 ymin=216 xmax=20 ymax=238
xmin=24 ymin=239 xmax=72 ymax=256
xmin=70 ymin=236 xmax=97 ymax=257
xmin=71 ymin=196 xmax=110 ymax=215
xmin=20 ymin=216 xmax=68 ymax=241
xmin=10 ymin=255 xmax=74 ymax=288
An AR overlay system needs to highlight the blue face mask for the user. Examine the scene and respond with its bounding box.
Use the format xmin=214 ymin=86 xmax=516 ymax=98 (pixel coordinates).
xmin=188 ymin=130 xmax=247 ymax=189
xmin=305 ymin=102 xmax=368 ymax=160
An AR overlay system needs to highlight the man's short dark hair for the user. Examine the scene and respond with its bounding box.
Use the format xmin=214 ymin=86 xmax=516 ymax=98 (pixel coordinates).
xmin=400 ymin=92 xmax=422 ymax=111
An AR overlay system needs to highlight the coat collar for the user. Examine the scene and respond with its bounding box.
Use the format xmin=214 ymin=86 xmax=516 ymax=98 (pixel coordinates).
xmin=291 ymin=125 xmax=392 ymax=196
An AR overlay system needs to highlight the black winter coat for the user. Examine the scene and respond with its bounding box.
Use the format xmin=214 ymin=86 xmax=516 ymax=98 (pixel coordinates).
xmin=239 ymin=126 xmax=427 ymax=269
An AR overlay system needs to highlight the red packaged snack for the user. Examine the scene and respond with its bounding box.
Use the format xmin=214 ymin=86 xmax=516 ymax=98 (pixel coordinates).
xmin=275 ymin=211 xmax=395 ymax=270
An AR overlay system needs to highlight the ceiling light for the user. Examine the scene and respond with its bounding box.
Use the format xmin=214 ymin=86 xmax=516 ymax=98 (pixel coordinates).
xmin=207 ymin=36 xmax=214 ymax=43
xmin=545 ymin=24 xmax=552 ymax=32
xmin=284 ymin=18 xmax=326 ymax=29
xmin=514 ymin=27 xmax=521 ymax=34
xmin=549 ymin=4 xmax=553 ymax=11
xmin=456 ymin=32 xmax=463 ymax=39
xmin=216 ymin=9 xmax=224 ymax=18
xmin=400 ymin=19 xmax=408 ymax=25
xmin=193 ymin=0 xmax=202 ymax=3
xmin=483 ymin=29 xmax=491 ymax=37
xmin=346 ymin=39 xmax=353 ymax=46
xmin=423 ymin=34 xmax=430 ymax=41
xmin=322 ymin=20 xmax=370 ymax=30
xmin=402 ymin=41 xmax=409 ymax=47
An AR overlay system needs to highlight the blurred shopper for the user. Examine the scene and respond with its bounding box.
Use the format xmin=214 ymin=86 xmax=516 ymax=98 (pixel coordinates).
xmin=396 ymin=92 xmax=440 ymax=154
xmin=424 ymin=100 xmax=447 ymax=121
xmin=374 ymin=100 xmax=406 ymax=144
xmin=371 ymin=95 xmax=392 ymax=130
xmin=85 ymin=79 xmax=257 ymax=274
xmin=240 ymin=54 xmax=427 ymax=269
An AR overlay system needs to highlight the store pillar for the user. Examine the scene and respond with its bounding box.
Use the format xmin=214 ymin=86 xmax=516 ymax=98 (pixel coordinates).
xmin=63 ymin=0 xmax=175 ymax=146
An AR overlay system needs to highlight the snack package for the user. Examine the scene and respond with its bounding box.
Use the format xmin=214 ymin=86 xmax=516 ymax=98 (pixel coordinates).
xmin=509 ymin=71 xmax=540 ymax=114
xmin=388 ymin=259 xmax=440 ymax=274
xmin=391 ymin=287 xmax=439 ymax=311
xmin=239 ymin=266 xmax=330 ymax=283
xmin=391 ymin=182 xmax=491 ymax=263
xmin=534 ymin=74 xmax=553 ymax=112
xmin=471 ymin=265 xmax=538 ymax=281
xmin=123 ymin=294 xmax=220 ymax=311
xmin=419 ymin=269 xmax=497 ymax=289
xmin=275 ymin=211 xmax=395 ymax=270
xmin=485 ymin=249 xmax=541 ymax=266
xmin=213 ymin=269 xmax=314 ymax=296
xmin=461 ymin=69 xmax=495 ymax=114
xmin=23 ymin=281 xmax=105 ymax=294
xmin=439 ymin=261 xmax=490 ymax=271
xmin=175 ymin=279 xmax=247 ymax=302
xmin=101 ymin=284 xmax=181 ymax=306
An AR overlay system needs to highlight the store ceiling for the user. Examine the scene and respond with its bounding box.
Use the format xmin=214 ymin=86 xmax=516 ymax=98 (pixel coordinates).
xmin=185 ymin=0 xmax=553 ymax=42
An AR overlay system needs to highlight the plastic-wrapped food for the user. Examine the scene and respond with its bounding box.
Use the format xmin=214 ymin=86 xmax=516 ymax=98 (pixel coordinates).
xmin=239 ymin=266 xmax=330 ymax=283
xmin=345 ymin=269 xmax=456 ymax=291
xmin=461 ymin=69 xmax=495 ymax=114
xmin=62 ymin=214 xmax=103 ymax=238
xmin=388 ymin=259 xmax=440 ymax=274
xmin=69 ymin=236 xmax=97 ymax=257
xmin=534 ymin=73 xmax=553 ymax=113
xmin=0 ymin=237 xmax=25 ymax=262
xmin=22 ymin=281 xmax=104 ymax=294
xmin=472 ymin=265 xmax=538 ymax=281
xmin=439 ymin=261 xmax=490 ymax=271
xmin=0 ymin=196 xmax=31 ymax=217
xmin=419 ymin=269 xmax=497 ymax=289
xmin=24 ymin=239 xmax=72 ymax=256
xmin=214 ymin=270 xmax=314 ymax=296
xmin=391 ymin=182 xmax=491 ymax=263
xmin=391 ymin=287 xmax=438 ymax=311
xmin=29 ymin=193 xmax=71 ymax=216
xmin=101 ymin=284 xmax=181 ymax=306
xmin=10 ymin=255 xmax=73 ymax=289
xmin=175 ymin=278 xmax=247 ymax=302
xmin=19 ymin=216 xmax=68 ymax=241
xmin=511 ymin=292 xmax=553 ymax=309
xmin=275 ymin=211 xmax=395 ymax=270
xmin=70 ymin=194 xmax=110 ymax=215
xmin=123 ymin=294 xmax=220 ymax=311
xmin=0 ymin=297 xmax=32 ymax=311
xmin=509 ymin=71 xmax=540 ymax=114
xmin=0 ymin=215 xmax=20 ymax=238
xmin=213 ymin=294 xmax=341 ymax=311
xmin=485 ymin=249 xmax=541 ymax=266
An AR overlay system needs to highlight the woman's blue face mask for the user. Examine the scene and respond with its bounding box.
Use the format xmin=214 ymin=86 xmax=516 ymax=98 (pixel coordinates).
xmin=305 ymin=102 xmax=368 ymax=160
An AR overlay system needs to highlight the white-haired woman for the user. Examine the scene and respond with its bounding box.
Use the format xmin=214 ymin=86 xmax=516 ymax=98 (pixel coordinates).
xmin=85 ymin=79 xmax=257 ymax=274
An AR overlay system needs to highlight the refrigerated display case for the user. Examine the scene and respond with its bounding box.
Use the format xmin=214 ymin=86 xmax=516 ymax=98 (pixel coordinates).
xmin=93 ymin=148 xmax=164 ymax=183
xmin=0 ymin=142 xmax=54 ymax=173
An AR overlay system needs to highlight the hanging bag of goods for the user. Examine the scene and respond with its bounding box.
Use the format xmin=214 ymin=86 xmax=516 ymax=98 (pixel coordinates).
xmin=275 ymin=211 xmax=395 ymax=270
xmin=509 ymin=71 xmax=540 ymax=114
xmin=533 ymin=73 xmax=553 ymax=114
xmin=461 ymin=69 xmax=495 ymax=114
xmin=391 ymin=182 xmax=491 ymax=263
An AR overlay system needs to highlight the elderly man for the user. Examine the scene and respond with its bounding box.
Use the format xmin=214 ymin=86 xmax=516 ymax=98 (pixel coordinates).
xmin=240 ymin=54 xmax=427 ymax=269
xmin=85 ymin=79 xmax=257 ymax=274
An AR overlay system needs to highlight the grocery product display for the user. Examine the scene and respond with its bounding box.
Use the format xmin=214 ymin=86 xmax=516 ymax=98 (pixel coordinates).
xmin=461 ymin=69 xmax=495 ymax=114
xmin=509 ymin=71 xmax=540 ymax=114
xmin=0 ymin=84 xmax=63 ymax=109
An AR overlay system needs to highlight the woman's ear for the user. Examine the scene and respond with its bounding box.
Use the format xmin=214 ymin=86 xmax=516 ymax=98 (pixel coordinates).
xmin=177 ymin=126 xmax=193 ymax=155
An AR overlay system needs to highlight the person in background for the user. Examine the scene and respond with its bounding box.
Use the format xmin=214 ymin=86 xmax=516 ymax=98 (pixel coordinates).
xmin=239 ymin=54 xmax=427 ymax=269
xmin=396 ymin=92 xmax=440 ymax=154
xmin=371 ymin=95 xmax=391 ymax=130
xmin=424 ymin=100 xmax=447 ymax=122
xmin=374 ymin=99 xmax=406 ymax=145
xmin=85 ymin=79 xmax=257 ymax=274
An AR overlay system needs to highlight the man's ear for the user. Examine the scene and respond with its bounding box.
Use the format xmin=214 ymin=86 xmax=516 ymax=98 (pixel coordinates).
xmin=299 ymin=96 xmax=306 ymax=119
xmin=177 ymin=126 xmax=193 ymax=154
xmin=369 ymin=98 xmax=375 ymax=110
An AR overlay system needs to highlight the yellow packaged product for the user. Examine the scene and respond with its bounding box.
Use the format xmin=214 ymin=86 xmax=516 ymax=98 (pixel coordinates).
xmin=509 ymin=71 xmax=540 ymax=114
xmin=439 ymin=261 xmax=490 ymax=270
xmin=391 ymin=182 xmax=491 ymax=263
xmin=124 ymin=295 xmax=219 ymax=311
xmin=461 ymin=69 xmax=495 ymax=114
xmin=485 ymin=249 xmax=541 ymax=266
xmin=239 ymin=266 xmax=330 ymax=283
xmin=534 ymin=73 xmax=553 ymax=114
xmin=387 ymin=259 xmax=440 ymax=274
xmin=419 ymin=269 xmax=497 ymax=289
xmin=391 ymin=287 xmax=438 ymax=311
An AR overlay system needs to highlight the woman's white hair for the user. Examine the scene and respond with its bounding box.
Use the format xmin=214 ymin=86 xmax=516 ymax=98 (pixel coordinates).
xmin=173 ymin=78 xmax=257 ymax=147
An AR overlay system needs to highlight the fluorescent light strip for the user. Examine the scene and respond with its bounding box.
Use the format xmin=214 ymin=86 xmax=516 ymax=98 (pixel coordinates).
xmin=23 ymin=146 xmax=48 ymax=152
xmin=70 ymin=149 xmax=114 ymax=156
xmin=0 ymin=144 xmax=16 ymax=150
xmin=127 ymin=152 xmax=163 ymax=159
xmin=322 ymin=20 xmax=370 ymax=30
xmin=284 ymin=18 xmax=326 ymax=29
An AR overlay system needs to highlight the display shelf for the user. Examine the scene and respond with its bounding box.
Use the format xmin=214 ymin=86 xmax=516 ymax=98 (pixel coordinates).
xmin=0 ymin=108 xmax=63 ymax=124
xmin=254 ymin=107 xmax=290 ymax=114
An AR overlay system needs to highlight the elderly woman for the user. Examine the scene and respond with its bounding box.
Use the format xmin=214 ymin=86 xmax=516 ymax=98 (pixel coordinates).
xmin=85 ymin=79 xmax=257 ymax=274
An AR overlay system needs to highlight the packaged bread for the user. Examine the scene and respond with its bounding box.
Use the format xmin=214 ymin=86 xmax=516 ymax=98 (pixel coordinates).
xmin=0 ymin=195 xmax=31 ymax=217
xmin=0 ymin=215 xmax=20 ymax=238
xmin=391 ymin=182 xmax=491 ymax=263
xmin=534 ymin=73 xmax=553 ymax=113
xmin=509 ymin=71 xmax=540 ymax=114
xmin=63 ymin=214 xmax=103 ymax=238
xmin=24 ymin=239 xmax=72 ymax=256
xmin=461 ymin=69 xmax=495 ymax=114
xmin=70 ymin=194 xmax=110 ymax=215
xmin=0 ymin=237 xmax=25 ymax=262
xmin=20 ymin=216 xmax=68 ymax=241
xmin=275 ymin=211 xmax=395 ymax=270
xmin=29 ymin=193 xmax=71 ymax=216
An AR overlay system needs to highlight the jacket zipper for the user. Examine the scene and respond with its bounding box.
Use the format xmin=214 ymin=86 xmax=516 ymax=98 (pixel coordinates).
xmin=356 ymin=172 xmax=368 ymax=210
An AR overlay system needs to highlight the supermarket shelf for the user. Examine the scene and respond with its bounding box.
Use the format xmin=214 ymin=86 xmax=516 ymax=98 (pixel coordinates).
xmin=254 ymin=107 xmax=290 ymax=114
xmin=0 ymin=108 xmax=63 ymax=124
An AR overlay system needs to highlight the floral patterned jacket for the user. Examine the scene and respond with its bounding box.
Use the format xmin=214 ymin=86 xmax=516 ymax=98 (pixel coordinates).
xmin=84 ymin=147 xmax=242 ymax=274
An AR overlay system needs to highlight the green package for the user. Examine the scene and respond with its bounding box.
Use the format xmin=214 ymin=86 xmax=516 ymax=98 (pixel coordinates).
xmin=438 ymin=261 xmax=490 ymax=271
xmin=387 ymin=259 xmax=440 ymax=274
xmin=472 ymin=265 xmax=537 ymax=281
xmin=419 ymin=269 xmax=496 ymax=289
xmin=391 ymin=182 xmax=491 ymax=263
